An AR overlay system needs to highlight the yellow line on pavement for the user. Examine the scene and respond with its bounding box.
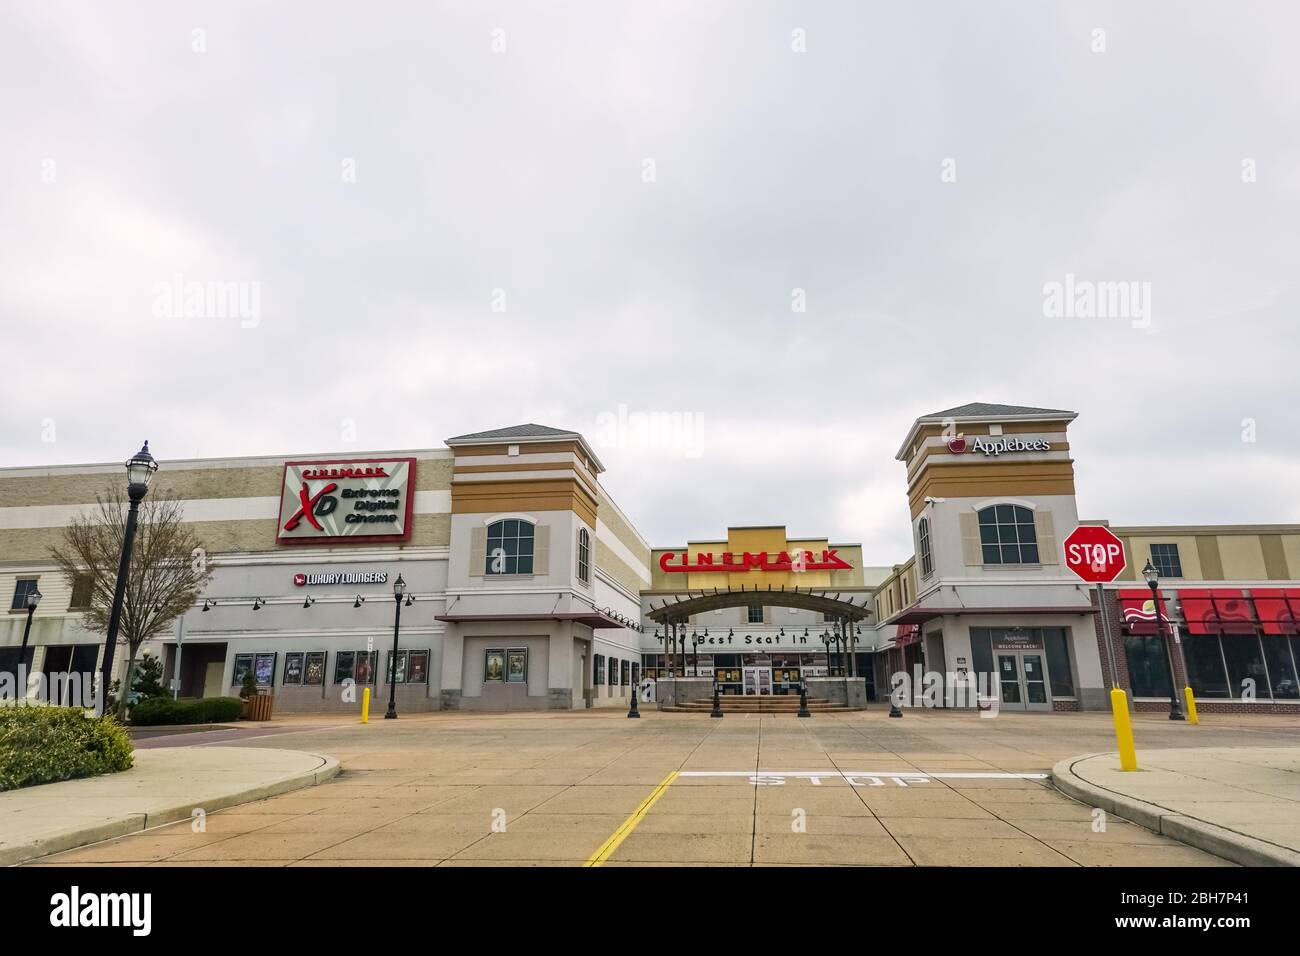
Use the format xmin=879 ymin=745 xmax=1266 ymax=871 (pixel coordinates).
xmin=583 ymin=771 xmax=678 ymax=867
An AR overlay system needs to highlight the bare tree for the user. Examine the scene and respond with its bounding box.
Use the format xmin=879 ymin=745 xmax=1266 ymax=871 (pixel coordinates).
xmin=50 ymin=486 xmax=213 ymax=718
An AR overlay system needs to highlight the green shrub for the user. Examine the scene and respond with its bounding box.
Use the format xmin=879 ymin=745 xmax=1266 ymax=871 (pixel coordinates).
xmin=128 ymin=696 xmax=243 ymax=726
xmin=0 ymin=706 xmax=134 ymax=792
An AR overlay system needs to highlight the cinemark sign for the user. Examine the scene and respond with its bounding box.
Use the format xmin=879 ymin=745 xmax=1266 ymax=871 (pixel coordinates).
xmin=659 ymin=550 xmax=853 ymax=574
xmin=276 ymin=458 xmax=416 ymax=545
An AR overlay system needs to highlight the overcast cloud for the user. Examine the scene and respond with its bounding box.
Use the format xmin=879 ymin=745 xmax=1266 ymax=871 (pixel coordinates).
xmin=2 ymin=1 xmax=1298 ymax=560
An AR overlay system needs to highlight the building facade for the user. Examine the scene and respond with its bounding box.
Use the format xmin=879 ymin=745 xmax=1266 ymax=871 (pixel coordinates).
xmin=2 ymin=404 xmax=1298 ymax=716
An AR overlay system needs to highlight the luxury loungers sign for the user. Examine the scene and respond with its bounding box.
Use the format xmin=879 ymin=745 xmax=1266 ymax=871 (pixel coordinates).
xmin=276 ymin=458 xmax=416 ymax=545
xmin=658 ymin=550 xmax=853 ymax=573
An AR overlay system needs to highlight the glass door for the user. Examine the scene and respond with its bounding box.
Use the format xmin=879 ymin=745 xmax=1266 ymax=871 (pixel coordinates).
xmin=1021 ymin=654 xmax=1051 ymax=710
xmin=742 ymin=667 xmax=773 ymax=696
xmin=996 ymin=655 xmax=1023 ymax=709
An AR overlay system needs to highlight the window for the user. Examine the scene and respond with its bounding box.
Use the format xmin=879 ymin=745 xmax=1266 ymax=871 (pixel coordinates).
xmin=747 ymin=605 xmax=763 ymax=624
xmin=607 ymin=658 xmax=617 ymax=686
xmin=1150 ymin=544 xmax=1182 ymax=578
xmin=69 ymin=574 xmax=94 ymax=610
xmin=621 ymin=660 xmax=630 ymax=685
xmin=385 ymin=649 xmax=432 ymax=684
xmin=486 ymin=519 xmax=535 ymax=575
xmin=1184 ymin=635 xmax=1230 ymax=698
xmin=577 ymin=528 xmax=591 ymax=584
xmin=977 ymin=505 xmax=1039 ymax=565
xmin=505 ymin=648 xmax=528 ymax=683
xmin=333 ymin=650 xmax=377 ymax=685
xmin=1123 ymin=636 xmax=1172 ymax=698
xmin=968 ymin=628 xmax=994 ymax=679
xmin=919 ymin=518 xmax=933 ymax=576
xmin=11 ymin=578 xmax=39 ymax=611
xmin=233 ymin=652 xmax=279 ymax=688
xmin=594 ymin=654 xmax=605 ymax=684
xmin=1222 ymin=634 xmax=1269 ymax=699
xmin=484 ymin=648 xmax=506 ymax=682
xmin=1041 ymin=628 xmax=1076 ymax=697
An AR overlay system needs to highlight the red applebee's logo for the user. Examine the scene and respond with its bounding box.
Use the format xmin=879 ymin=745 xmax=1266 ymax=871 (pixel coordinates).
xmin=293 ymin=574 xmax=307 ymax=587
xmin=947 ymin=436 xmax=968 ymax=454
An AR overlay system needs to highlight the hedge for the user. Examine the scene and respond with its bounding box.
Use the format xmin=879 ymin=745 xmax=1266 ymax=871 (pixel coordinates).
xmin=128 ymin=696 xmax=243 ymax=726
xmin=0 ymin=706 xmax=134 ymax=792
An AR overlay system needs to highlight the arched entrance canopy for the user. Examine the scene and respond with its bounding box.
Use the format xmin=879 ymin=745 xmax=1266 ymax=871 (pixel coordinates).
xmin=646 ymin=585 xmax=872 ymax=624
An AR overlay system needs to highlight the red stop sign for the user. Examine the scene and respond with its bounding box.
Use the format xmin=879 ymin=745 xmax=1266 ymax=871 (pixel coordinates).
xmin=1063 ymin=526 xmax=1127 ymax=583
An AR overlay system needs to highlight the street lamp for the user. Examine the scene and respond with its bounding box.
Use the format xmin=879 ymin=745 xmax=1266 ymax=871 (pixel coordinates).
xmin=17 ymin=586 xmax=41 ymax=701
xmin=1142 ymin=559 xmax=1184 ymax=721
xmin=820 ymin=631 xmax=834 ymax=676
xmin=385 ymin=574 xmax=406 ymax=719
xmin=100 ymin=441 xmax=157 ymax=716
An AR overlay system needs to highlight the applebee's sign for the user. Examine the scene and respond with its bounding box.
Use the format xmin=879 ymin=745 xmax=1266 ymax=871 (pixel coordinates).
xmin=947 ymin=436 xmax=1051 ymax=457
xmin=276 ymin=458 xmax=416 ymax=545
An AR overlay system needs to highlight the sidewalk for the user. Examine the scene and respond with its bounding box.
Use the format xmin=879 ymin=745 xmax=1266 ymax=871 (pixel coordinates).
xmin=0 ymin=746 xmax=339 ymax=866
xmin=1052 ymin=747 xmax=1300 ymax=867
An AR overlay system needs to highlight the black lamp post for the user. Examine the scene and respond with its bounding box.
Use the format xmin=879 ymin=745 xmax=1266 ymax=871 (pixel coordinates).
xmin=17 ymin=586 xmax=41 ymax=700
xmin=100 ymin=442 xmax=157 ymax=716
xmin=1142 ymin=559 xmax=1184 ymax=721
xmin=385 ymin=574 xmax=406 ymax=719
xmin=820 ymin=631 xmax=834 ymax=676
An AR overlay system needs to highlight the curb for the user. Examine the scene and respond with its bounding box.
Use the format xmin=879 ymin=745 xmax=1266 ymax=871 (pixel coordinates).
xmin=1 ymin=750 xmax=340 ymax=867
xmin=1051 ymin=752 xmax=1300 ymax=868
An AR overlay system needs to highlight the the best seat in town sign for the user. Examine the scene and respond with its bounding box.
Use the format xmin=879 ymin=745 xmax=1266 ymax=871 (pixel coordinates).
xmin=1062 ymin=525 xmax=1126 ymax=583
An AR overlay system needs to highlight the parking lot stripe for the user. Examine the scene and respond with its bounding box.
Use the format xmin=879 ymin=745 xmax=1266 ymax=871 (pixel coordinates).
xmin=583 ymin=771 xmax=679 ymax=866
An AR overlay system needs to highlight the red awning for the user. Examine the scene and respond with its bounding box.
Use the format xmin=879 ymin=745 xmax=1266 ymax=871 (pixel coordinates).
xmin=894 ymin=623 xmax=922 ymax=647
xmin=1118 ymin=588 xmax=1170 ymax=635
xmin=1177 ymin=588 xmax=1257 ymax=634
xmin=1177 ymin=589 xmax=1217 ymax=634
xmin=1252 ymin=588 xmax=1300 ymax=635
xmin=1211 ymin=588 xmax=1257 ymax=634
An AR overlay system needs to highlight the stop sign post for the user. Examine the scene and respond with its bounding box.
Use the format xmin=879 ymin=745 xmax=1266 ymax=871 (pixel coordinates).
xmin=1063 ymin=525 xmax=1127 ymax=691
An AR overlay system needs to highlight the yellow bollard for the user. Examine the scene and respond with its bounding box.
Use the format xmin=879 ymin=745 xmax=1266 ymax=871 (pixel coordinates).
xmin=1183 ymin=687 xmax=1198 ymax=724
xmin=361 ymin=686 xmax=371 ymax=724
xmin=1110 ymin=687 xmax=1138 ymax=771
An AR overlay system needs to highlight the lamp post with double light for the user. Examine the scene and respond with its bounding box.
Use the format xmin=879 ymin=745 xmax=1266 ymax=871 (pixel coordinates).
xmin=100 ymin=442 xmax=157 ymax=716
xmin=1142 ymin=559 xmax=1184 ymax=721
xmin=385 ymin=574 xmax=407 ymax=719
xmin=17 ymin=586 xmax=41 ymax=701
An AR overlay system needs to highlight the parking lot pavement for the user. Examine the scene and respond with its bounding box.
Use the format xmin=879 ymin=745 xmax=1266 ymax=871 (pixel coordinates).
xmin=30 ymin=709 xmax=1295 ymax=867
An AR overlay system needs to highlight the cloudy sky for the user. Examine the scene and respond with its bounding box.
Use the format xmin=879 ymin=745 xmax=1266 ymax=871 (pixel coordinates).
xmin=3 ymin=1 xmax=1298 ymax=559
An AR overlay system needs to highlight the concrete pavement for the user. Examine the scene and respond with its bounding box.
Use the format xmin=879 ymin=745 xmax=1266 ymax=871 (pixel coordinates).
xmin=26 ymin=709 xmax=1297 ymax=867
xmin=1 ymin=746 xmax=339 ymax=866
xmin=1053 ymin=747 xmax=1300 ymax=867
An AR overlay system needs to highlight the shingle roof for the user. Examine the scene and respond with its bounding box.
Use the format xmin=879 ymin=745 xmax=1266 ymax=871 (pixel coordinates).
xmin=446 ymin=423 xmax=579 ymax=442
xmin=918 ymin=402 xmax=1075 ymax=420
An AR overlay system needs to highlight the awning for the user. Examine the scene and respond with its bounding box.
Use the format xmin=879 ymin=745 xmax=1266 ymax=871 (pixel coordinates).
xmin=1178 ymin=589 xmax=1257 ymax=635
xmin=894 ymin=623 xmax=922 ymax=647
xmin=1250 ymin=588 xmax=1300 ymax=635
xmin=1118 ymin=588 xmax=1170 ymax=635
xmin=435 ymin=610 xmax=627 ymax=629
xmin=885 ymin=605 xmax=1095 ymax=626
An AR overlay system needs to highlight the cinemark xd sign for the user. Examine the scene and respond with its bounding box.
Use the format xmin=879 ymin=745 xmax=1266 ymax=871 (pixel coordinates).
xmin=1063 ymin=525 xmax=1126 ymax=583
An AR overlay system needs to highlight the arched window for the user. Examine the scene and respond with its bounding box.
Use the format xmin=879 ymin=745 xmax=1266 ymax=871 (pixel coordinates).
xmin=577 ymin=528 xmax=591 ymax=584
xmin=918 ymin=518 xmax=933 ymax=577
xmin=977 ymin=505 xmax=1039 ymax=565
xmin=486 ymin=519 xmax=535 ymax=574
